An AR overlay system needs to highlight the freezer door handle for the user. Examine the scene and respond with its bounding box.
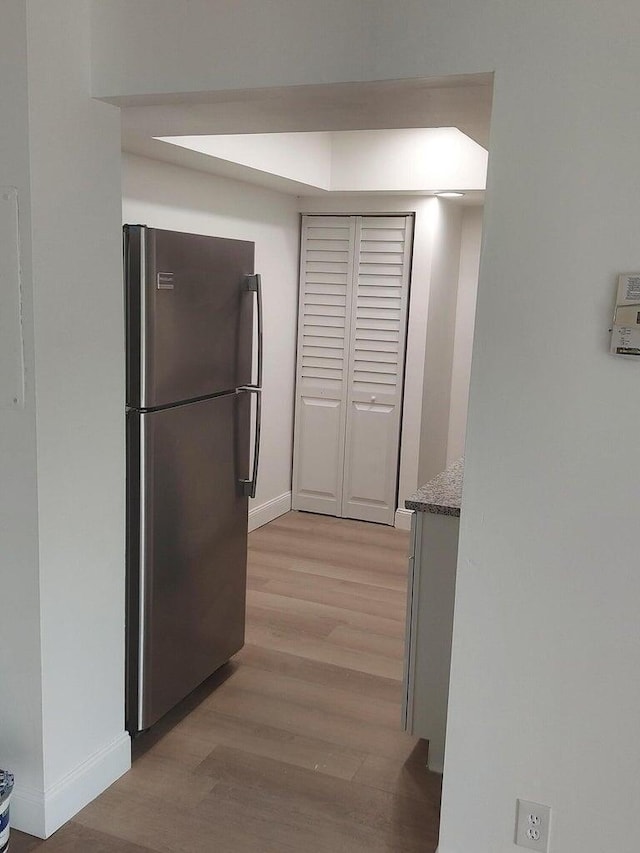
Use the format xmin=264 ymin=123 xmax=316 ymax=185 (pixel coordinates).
xmin=244 ymin=274 xmax=263 ymax=390
xmin=239 ymin=387 xmax=261 ymax=499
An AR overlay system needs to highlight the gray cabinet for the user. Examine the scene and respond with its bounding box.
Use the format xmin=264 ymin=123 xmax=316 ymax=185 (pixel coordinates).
xmin=402 ymin=509 xmax=459 ymax=773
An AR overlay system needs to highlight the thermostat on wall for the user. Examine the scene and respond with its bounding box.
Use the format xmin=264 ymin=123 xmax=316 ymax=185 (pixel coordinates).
xmin=610 ymin=273 xmax=640 ymax=357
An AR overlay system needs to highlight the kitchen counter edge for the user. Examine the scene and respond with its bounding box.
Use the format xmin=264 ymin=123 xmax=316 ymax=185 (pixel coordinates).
xmin=405 ymin=458 xmax=464 ymax=516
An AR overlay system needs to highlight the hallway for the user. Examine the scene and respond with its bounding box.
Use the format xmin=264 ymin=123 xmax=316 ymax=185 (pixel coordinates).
xmin=12 ymin=512 xmax=441 ymax=852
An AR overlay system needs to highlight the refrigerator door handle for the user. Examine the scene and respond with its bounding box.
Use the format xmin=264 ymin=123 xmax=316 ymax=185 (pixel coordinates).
xmin=244 ymin=274 xmax=263 ymax=390
xmin=239 ymin=387 xmax=261 ymax=499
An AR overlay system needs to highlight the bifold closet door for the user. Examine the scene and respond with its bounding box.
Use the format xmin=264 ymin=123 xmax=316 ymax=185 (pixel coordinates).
xmin=292 ymin=216 xmax=356 ymax=516
xmin=342 ymin=216 xmax=412 ymax=524
xmin=292 ymin=214 xmax=412 ymax=525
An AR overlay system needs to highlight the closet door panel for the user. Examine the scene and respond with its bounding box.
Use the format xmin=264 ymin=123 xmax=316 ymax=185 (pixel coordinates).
xmin=292 ymin=217 xmax=355 ymax=516
xmin=342 ymin=216 xmax=413 ymax=525
xmin=293 ymin=396 xmax=343 ymax=513
xmin=342 ymin=398 xmax=398 ymax=523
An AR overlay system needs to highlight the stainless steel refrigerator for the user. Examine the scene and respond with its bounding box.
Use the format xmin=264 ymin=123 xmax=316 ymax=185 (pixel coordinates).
xmin=124 ymin=224 xmax=262 ymax=735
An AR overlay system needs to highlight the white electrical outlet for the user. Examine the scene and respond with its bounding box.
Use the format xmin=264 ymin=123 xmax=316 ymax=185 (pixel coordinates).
xmin=515 ymin=799 xmax=551 ymax=851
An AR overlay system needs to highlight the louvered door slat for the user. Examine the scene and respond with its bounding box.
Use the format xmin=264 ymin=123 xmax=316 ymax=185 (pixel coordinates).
xmin=353 ymin=349 xmax=398 ymax=363
xmin=306 ymin=261 xmax=349 ymax=274
xmin=306 ymin=250 xmax=351 ymax=263
xmin=304 ymin=345 xmax=345 ymax=357
xmin=359 ymin=264 xmax=403 ymax=277
xmin=303 ymin=305 xmax=347 ymax=318
xmin=356 ymin=318 xmax=399 ymax=332
xmin=360 ymin=229 xmax=405 ymax=240
xmin=354 ymin=356 xmax=398 ymax=370
xmin=361 ymin=216 xmax=407 ymax=229
xmin=303 ymin=334 xmax=343 ymax=346
xmin=360 ymin=240 xmax=404 ymax=253
xmin=305 ymin=272 xmax=348 ymax=285
xmin=304 ymin=296 xmax=347 ymax=308
xmin=306 ymin=230 xmax=351 ymax=241
xmin=359 ymin=285 xmax=402 ymax=298
xmin=359 ymin=294 xmax=402 ymax=307
xmin=355 ymin=329 xmax=399 ymax=342
xmin=355 ymin=275 xmax=402 ymax=287
xmin=357 ymin=308 xmax=401 ymax=320
xmin=304 ymin=283 xmax=348 ymax=295
xmin=306 ymin=239 xmax=351 ymax=252
xmin=360 ymin=252 xmax=405 ymax=265
xmin=303 ymin=355 xmax=343 ymax=368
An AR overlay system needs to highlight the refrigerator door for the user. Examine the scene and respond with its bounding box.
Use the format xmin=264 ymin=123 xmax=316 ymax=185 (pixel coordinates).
xmin=125 ymin=225 xmax=255 ymax=409
xmin=126 ymin=391 xmax=251 ymax=733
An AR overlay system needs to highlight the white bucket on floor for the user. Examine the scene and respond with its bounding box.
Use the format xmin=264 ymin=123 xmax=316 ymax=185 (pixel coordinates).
xmin=0 ymin=770 xmax=14 ymax=853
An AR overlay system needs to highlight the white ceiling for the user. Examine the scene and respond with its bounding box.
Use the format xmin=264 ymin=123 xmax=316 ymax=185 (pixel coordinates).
xmin=120 ymin=74 xmax=492 ymax=200
xmin=155 ymin=128 xmax=487 ymax=197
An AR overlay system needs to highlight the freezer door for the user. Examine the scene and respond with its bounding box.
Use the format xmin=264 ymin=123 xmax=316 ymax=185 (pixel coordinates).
xmin=126 ymin=391 xmax=250 ymax=733
xmin=125 ymin=225 xmax=255 ymax=409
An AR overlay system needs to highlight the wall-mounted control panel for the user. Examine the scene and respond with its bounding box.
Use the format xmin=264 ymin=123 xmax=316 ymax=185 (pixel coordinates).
xmin=610 ymin=273 xmax=640 ymax=357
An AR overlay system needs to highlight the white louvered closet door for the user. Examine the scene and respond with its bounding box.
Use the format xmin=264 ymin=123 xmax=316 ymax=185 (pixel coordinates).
xmin=342 ymin=217 xmax=413 ymax=524
xmin=292 ymin=215 xmax=412 ymax=525
xmin=292 ymin=216 xmax=356 ymax=516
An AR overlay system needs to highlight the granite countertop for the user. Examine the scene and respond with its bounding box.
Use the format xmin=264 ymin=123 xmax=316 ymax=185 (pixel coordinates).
xmin=405 ymin=458 xmax=464 ymax=516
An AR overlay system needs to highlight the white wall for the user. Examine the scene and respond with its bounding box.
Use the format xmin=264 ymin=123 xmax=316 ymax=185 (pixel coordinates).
xmin=447 ymin=206 xmax=482 ymax=464
xmin=122 ymin=153 xmax=300 ymax=520
xmin=90 ymin=0 xmax=372 ymax=97
xmin=1 ymin=0 xmax=130 ymax=837
xmin=370 ymin=6 xmax=640 ymax=853
xmin=0 ymin=0 xmax=45 ymax=800
xmin=28 ymin=0 xmax=129 ymax=834
xmin=418 ymin=201 xmax=463 ymax=484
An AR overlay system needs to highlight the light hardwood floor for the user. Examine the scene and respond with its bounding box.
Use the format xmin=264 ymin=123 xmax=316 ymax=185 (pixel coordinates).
xmin=12 ymin=512 xmax=441 ymax=852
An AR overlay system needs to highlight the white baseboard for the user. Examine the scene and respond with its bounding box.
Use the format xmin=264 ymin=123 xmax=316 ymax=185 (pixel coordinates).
xmin=248 ymin=490 xmax=292 ymax=532
xmin=394 ymin=507 xmax=414 ymax=530
xmin=11 ymin=732 xmax=130 ymax=839
xmin=10 ymin=785 xmax=46 ymax=839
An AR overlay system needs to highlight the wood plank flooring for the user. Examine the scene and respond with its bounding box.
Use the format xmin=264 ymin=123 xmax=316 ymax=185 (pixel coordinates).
xmin=12 ymin=511 xmax=441 ymax=852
